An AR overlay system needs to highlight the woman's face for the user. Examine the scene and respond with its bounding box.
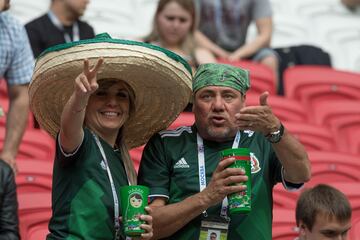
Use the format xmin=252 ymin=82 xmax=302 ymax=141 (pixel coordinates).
xmin=85 ymin=80 xmax=131 ymax=136
xmin=157 ymin=1 xmax=193 ymax=46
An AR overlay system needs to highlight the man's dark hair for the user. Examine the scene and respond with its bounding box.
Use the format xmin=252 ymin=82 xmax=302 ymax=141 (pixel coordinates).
xmin=296 ymin=184 xmax=352 ymax=231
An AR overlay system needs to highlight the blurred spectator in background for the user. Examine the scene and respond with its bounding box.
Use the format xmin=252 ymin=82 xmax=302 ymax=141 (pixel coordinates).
xmin=0 ymin=159 xmax=19 ymax=240
xmin=25 ymin=0 xmax=95 ymax=129
xmin=144 ymin=0 xmax=216 ymax=71
xmin=296 ymin=184 xmax=352 ymax=240
xmin=0 ymin=0 xmax=34 ymax=173
xmin=341 ymin=0 xmax=360 ymax=11
xmin=25 ymin=0 xmax=95 ymax=58
xmin=195 ymin=0 xmax=279 ymax=86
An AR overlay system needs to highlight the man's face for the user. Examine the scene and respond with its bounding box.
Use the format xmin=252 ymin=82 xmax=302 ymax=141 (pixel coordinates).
xmin=210 ymin=233 xmax=217 ymax=240
xmin=299 ymin=214 xmax=351 ymax=240
xmin=0 ymin=0 xmax=10 ymax=11
xmin=63 ymin=0 xmax=90 ymax=18
xmin=193 ymin=86 xmax=245 ymax=142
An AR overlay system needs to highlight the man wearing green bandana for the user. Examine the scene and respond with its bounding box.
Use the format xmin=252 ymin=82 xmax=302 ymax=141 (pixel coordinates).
xmin=138 ymin=63 xmax=311 ymax=239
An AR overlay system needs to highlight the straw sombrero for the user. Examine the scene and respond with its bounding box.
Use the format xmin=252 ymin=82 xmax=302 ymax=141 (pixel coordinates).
xmin=29 ymin=33 xmax=192 ymax=149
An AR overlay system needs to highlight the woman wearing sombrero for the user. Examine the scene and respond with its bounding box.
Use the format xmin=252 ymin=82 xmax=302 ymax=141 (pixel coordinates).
xmin=29 ymin=33 xmax=192 ymax=240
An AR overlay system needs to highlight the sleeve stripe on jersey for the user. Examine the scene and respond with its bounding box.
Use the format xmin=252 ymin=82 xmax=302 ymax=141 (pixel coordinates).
xmin=281 ymin=167 xmax=304 ymax=191
xmin=159 ymin=126 xmax=192 ymax=138
xmin=58 ymin=133 xmax=84 ymax=157
xmin=149 ymin=194 xmax=170 ymax=201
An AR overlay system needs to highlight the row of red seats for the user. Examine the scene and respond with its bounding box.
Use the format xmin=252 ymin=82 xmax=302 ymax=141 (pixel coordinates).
xmin=17 ymin=156 xmax=360 ymax=240
xmin=284 ymin=66 xmax=360 ymax=112
xmin=216 ymin=61 xmax=360 ymax=108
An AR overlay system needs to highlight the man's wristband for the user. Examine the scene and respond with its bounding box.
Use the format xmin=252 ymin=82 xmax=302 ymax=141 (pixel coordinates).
xmin=265 ymin=123 xmax=284 ymax=143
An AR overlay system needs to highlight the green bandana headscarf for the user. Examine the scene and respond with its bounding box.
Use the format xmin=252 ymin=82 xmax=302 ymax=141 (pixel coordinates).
xmin=193 ymin=63 xmax=250 ymax=94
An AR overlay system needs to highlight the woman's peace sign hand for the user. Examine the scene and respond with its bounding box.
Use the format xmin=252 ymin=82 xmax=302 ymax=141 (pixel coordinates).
xmin=74 ymin=58 xmax=104 ymax=97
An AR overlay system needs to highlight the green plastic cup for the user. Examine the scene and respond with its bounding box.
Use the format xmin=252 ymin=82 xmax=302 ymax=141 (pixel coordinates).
xmin=120 ymin=185 xmax=149 ymax=237
xmin=220 ymin=148 xmax=251 ymax=214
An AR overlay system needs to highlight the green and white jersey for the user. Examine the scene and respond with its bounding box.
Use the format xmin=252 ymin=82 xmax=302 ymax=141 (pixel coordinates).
xmin=47 ymin=128 xmax=129 ymax=240
xmin=138 ymin=125 xmax=296 ymax=240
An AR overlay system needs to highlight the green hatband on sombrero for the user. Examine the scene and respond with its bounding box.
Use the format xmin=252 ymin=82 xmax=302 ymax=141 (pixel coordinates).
xmin=29 ymin=33 xmax=192 ymax=149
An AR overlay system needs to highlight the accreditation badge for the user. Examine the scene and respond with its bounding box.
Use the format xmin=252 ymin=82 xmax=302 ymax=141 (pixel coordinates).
xmin=199 ymin=215 xmax=229 ymax=240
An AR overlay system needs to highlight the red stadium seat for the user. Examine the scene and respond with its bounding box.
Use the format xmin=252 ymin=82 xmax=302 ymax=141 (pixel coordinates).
xmin=284 ymin=66 xmax=360 ymax=113
xmin=16 ymin=159 xmax=53 ymax=194
xmin=246 ymin=94 xmax=308 ymax=123
xmin=217 ymin=59 xmax=277 ymax=95
xmin=0 ymin=78 xmax=6 ymax=95
xmin=12 ymin=144 xmax=51 ymax=160
xmin=0 ymin=80 xmax=34 ymax=129
xmin=350 ymin=218 xmax=360 ymax=240
xmin=272 ymin=208 xmax=298 ymax=240
xmin=0 ymin=98 xmax=35 ymax=129
xmin=129 ymin=145 xmax=144 ymax=172
xmin=18 ymin=192 xmax=52 ymax=240
xmin=0 ymin=91 xmax=8 ymax=114
xmin=311 ymin=100 xmax=360 ymax=154
xmin=327 ymin=120 xmax=360 ymax=154
xmin=285 ymin=122 xmax=337 ymax=151
xmin=349 ymin=130 xmax=360 ymax=155
xmin=306 ymin=151 xmax=360 ymax=186
xmin=168 ymin=112 xmax=195 ymax=130
xmin=0 ymin=127 xmax=55 ymax=161
xmin=272 ymin=184 xmax=299 ymax=209
xmin=311 ymin=100 xmax=360 ymax=125
xmin=272 ymin=188 xmax=298 ymax=210
xmin=27 ymin=224 xmax=49 ymax=240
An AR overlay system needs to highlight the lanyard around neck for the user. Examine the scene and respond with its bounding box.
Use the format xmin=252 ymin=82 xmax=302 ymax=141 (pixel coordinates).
xmin=92 ymin=132 xmax=121 ymax=239
xmin=48 ymin=11 xmax=80 ymax=43
xmin=197 ymin=131 xmax=241 ymax=218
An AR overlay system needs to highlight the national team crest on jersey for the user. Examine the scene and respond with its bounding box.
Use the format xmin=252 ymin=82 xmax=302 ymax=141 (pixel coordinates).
xmin=250 ymin=152 xmax=261 ymax=174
